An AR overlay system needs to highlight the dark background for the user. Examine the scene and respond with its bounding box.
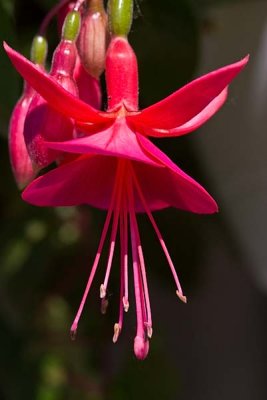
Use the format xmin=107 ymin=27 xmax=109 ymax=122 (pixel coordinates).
xmin=0 ymin=0 xmax=267 ymax=399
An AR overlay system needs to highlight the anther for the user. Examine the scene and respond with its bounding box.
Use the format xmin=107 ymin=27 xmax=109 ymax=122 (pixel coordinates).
xmin=123 ymin=296 xmax=129 ymax=312
xmin=113 ymin=323 xmax=121 ymax=343
xmin=100 ymin=283 xmax=106 ymax=299
xmin=145 ymin=323 xmax=153 ymax=339
xmin=70 ymin=323 xmax=78 ymax=340
xmin=176 ymin=290 xmax=187 ymax=304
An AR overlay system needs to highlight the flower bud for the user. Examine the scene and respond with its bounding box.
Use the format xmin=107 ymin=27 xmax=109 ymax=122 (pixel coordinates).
xmin=30 ymin=35 xmax=48 ymax=65
xmin=77 ymin=0 xmax=108 ymax=78
xmin=8 ymin=35 xmax=48 ymax=189
xmin=108 ymin=0 xmax=133 ymax=37
xmin=62 ymin=10 xmax=81 ymax=42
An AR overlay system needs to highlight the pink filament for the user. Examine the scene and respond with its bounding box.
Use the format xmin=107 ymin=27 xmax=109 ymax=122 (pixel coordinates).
xmin=128 ymin=178 xmax=152 ymax=337
xmin=130 ymin=165 xmax=187 ymax=303
xmin=122 ymin=196 xmax=129 ymax=311
xmin=101 ymin=179 xmax=123 ymax=298
xmin=70 ymin=161 xmax=124 ymax=338
xmin=128 ymin=177 xmax=148 ymax=344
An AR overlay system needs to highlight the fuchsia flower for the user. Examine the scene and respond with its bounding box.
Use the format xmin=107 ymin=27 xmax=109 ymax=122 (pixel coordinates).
xmin=4 ymin=34 xmax=248 ymax=359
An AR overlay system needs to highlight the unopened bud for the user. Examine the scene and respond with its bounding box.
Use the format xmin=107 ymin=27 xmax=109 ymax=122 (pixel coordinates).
xmin=77 ymin=0 xmax=108 ymax=78
xmin=30 ymin=36 xmax=48 ymax=65
xmin=62 ymin=10 xmax=81 ymax=41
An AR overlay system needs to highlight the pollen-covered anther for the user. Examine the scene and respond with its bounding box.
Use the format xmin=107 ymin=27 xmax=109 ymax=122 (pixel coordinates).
xmin=145 ymin=323 xmax=153 ymax=339
xmin=122 ymin=296 xmax=129 ymax=312
xmin=100 ymin=283 xmax=106 ymax=299
xmin=176 ymin=290 xmax=187 ymax=304
xmin=70 ymin=323 xmax=78 ymax=340
xmin=112 ymin=323 xmax=121 ymax=343
xmin=101 ymin=297 xmax=109 ymax=314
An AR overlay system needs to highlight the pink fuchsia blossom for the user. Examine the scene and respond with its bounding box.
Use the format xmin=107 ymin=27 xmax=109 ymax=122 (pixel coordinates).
xmin=4 ymin=36 xmax=248 ymax=359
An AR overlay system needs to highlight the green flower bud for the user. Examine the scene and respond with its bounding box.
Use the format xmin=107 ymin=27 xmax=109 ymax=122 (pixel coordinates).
xmin=30 ymin=35 xmax=48 ymax=65
xmin=62 ymin=11 xmax=81 ymax=42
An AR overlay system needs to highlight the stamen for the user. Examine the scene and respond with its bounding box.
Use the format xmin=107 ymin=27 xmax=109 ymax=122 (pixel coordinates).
xmin=112 ymin=207 xmax=126 ymax=343
xmin=128 ymin=177 xmax=148 ymax=358
xmin=129 ymin=199 xmax=145 ymax=338
xmin=123 ymin=297 xmax=129 ymax=312
xmin=113 ymin=323 xmax=121 ymax=343
xmin=128 ymin=179 xmax=153 ymax=336
xmin=70 ymin=161 xmax=123 ymax=339
xmin=145 ymin=324 xmax=153 ymax=339
xmin=131 ymin=166 xmax=187 ymax=303
xmin=122 ymin=194 xmax=129 ymax=312
xmin=100 ymin=284 xmax=106 ymax=299
xmin=101 ymin=161 xmax=125 ymax=298
xmin=176 ymin=290 xmax=187 ymax=304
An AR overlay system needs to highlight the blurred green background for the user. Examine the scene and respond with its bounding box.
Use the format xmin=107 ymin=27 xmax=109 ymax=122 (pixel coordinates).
xmin=1 ymin=0 xmax=267 ymax=399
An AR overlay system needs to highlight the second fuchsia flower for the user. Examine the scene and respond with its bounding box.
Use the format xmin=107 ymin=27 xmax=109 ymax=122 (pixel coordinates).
xmin=4 ymin=0 xmax=248 ymax=359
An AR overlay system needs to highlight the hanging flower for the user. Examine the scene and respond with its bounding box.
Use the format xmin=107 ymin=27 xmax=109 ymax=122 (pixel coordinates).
xmin=4 ymin=0 xmax=248 ymax=359
xmin=4 ymin=34 xmax=248 ymax=359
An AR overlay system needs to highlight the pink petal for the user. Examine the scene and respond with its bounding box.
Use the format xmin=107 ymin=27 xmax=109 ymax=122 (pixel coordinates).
xmin=4 ymin=42 xmax=108 ymax=124
xmin=22 ymin=138 xmax=217 ymax=213
xmin=22 ymin=155 xmax=118 ymax=208
xmin=45 ymin=118 xmax=162 ymax=167
xmin=24 ymin=93 xmax=75 ymax=168
xmin=135 ymin=134 xmax=218 ymax=214
xmin=129 ymin=88 xmax=228 ymax=138
xmin=128 ymin=56 xmax=249 ymax=132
